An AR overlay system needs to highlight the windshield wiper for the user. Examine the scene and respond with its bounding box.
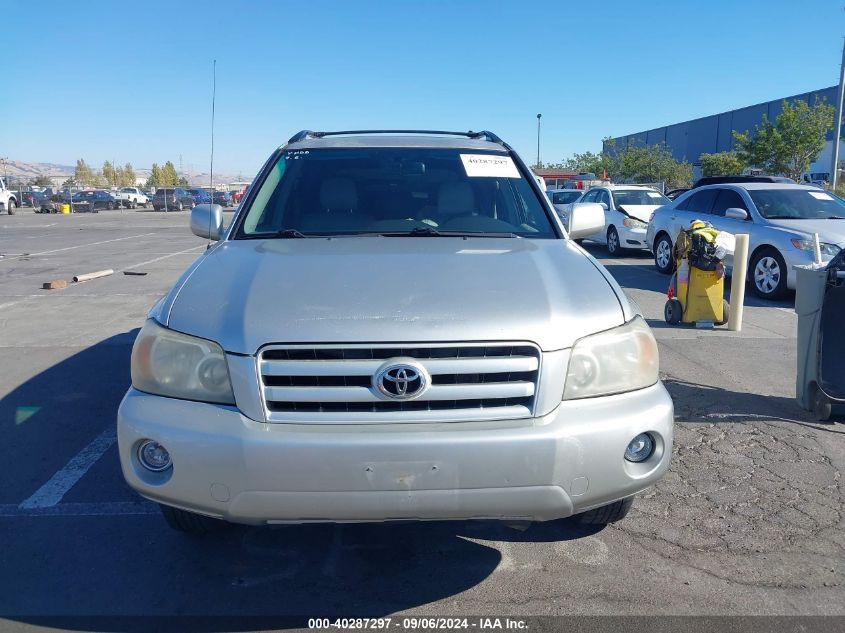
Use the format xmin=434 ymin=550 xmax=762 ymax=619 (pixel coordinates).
xmin=380 ymin=227 xmax=519 ymax=238
xmin=273 ymin=228 xmax=308 ymax=238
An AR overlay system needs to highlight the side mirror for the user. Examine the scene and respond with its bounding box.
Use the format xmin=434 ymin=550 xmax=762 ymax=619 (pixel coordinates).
xmin=568 ymin=202 xmax=606 ymax=239
xmin=598 ymin=202 xmax=609 ymax=211
xmin=190 ymin=203 xmax=224 ymax=240
xmin=724 ymin=207 xmax=748 ymax=221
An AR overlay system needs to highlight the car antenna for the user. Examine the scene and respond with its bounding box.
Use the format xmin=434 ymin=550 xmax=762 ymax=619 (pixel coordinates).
xmin=208 ymin=59 xmax=216 ymax=248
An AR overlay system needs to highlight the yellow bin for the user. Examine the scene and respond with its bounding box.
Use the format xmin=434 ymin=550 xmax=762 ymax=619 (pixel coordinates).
xmin=666 ymin=260 xmax=727 ymax=325
xmin=60 ymin=203 xmax=70 ymax=214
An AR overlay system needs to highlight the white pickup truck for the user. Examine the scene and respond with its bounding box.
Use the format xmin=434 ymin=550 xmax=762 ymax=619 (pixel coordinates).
xmin=0 ymin=178 xmax=18 ymax=215
xmin=114 ymin=187 xmax=149 ymax=209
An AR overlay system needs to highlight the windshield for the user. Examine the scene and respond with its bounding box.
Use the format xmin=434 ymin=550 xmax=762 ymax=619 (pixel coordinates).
xmin=611 ymin=189 xmax=670 ymax=206
xmin=749 ymin=188 xmax=845 ymax=219
xmin=235 ymin=148 xmax=556 ymax=238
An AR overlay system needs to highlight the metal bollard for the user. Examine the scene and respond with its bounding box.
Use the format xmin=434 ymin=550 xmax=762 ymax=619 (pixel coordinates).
xmin=728 ymin=234 xmax=750 ymax=332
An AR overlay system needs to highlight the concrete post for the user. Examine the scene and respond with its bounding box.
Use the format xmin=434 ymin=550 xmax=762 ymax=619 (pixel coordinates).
xmin=728 ymin=234 xmax=750 ymax=332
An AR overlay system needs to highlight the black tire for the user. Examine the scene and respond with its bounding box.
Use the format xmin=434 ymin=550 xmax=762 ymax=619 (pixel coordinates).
xmin=653 ymin=233 xmax=675 ymax=274
xmin=749 ymin=247 xmax=788 ymax=300
xmin=716 ymin=299 xmax=730 ymax=326
xmin=7 ymin=199 xmax=16 ymax=215
xmin=664 ymin=298 xmax=683 ymax=324
xmin=159 ymin=504 xmax=223 ymax=535
xmin=107 ymin=201 xmax=114 ymax=210
xmin=577 ymin=497 xmax=634 ymax=526
xmin=813 ymin=387 xmax=833 ymax=422
xmin=606 ymin=226 xmax=622 ymax=255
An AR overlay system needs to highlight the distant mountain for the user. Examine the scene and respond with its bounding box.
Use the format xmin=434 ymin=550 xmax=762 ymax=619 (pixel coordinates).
xmin=2 ymin=159 xmax=249 ymax=187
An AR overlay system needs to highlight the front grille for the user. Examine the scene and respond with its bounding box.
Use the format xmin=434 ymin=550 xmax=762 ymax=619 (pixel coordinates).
xmin=258 ymin=343 xmax=541 ymax=423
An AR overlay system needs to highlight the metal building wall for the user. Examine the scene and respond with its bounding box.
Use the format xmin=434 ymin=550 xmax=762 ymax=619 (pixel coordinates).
xmin=605 ymin=86 xmax=839 ymax=164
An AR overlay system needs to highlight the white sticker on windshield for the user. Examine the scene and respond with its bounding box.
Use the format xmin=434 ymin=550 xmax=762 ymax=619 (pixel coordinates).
xmin=647 ymin=192 xmax=662 ymax=198
xmin=809 ymin=191 xmax=834 ymax=201
xmin=460 ymin=154 xmax=520 ymax=178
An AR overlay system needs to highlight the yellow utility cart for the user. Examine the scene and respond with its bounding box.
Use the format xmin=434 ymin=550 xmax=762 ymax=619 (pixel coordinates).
xmin=664 ymin=221 xmax=730 ymax=326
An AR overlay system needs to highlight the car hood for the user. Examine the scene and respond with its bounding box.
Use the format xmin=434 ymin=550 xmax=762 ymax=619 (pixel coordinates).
xmin=764 ymin=218 xmax=845 ymax=246
xmin=617 ymin=205 xmax=662 ymax=222
xmin=165 ymin=237 xmax=626 ymax=354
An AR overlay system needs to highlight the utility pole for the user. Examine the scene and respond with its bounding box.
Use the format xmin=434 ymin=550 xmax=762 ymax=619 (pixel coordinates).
xmin=832 ymin=37 xmax=845 ymax=189
xmin=536 ymin=114 xmax=542 ymax=168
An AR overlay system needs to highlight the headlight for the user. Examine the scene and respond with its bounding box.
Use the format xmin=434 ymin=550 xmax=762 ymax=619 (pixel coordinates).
xmin=790 ymin=238 xmax=840 ymax=256
xmin=131 ymin=319 xmax=235 ymax=404
xmin=563 ymin=316 xmax=659 ymax=400
xmin=622 ymin=217 xmax=648 ymax=229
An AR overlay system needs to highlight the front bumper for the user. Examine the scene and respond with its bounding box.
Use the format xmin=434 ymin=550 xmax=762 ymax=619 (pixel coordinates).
xmin=117 ymin=383 xmax=674 ymax=524
xmin=619 ymin=226 xmax=649 ymax=249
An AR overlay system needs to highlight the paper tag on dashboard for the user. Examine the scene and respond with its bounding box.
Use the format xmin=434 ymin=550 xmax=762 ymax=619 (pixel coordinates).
xmin=647 ymin=192 xmax=663 ymax=198
xmin=460 ymin=154 xmax=520 ymax=178
xmin=809 ymin=191 xmax=833 ymax=201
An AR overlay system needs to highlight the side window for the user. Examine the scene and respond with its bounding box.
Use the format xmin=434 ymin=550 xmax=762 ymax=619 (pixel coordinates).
xmin=685 ymin=189 xmax=718 ymax=215
xmin=552 ymin=192 xmax=565 ymax=204
xmin=581 ymin=190 xmax=597 ymax=203
xmin=597 ymin=190 xmax=610 ymax=208
xmin=711 ymin=189 xmax=747 ymax=217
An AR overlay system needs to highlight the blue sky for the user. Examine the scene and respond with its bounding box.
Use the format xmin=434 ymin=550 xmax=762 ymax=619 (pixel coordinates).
xmin=3 ymin=0 xmax=845 ymax=177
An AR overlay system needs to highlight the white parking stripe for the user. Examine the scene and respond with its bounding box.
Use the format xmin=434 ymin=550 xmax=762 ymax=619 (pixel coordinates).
xmin=0 ymin=501 xmax=157 ymax=518
xmin=120 ymin=244 xmax=206 ymax=271
xmin=19 ymin=427 xmax=117 ymax=509
xmin=0 ymin=233 xmax=157 ymax=261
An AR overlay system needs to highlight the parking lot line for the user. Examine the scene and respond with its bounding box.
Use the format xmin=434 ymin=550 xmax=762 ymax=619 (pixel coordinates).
xmin=119 ymin=244 xmax=206 ymax=271
xmin=0 ymin=233 xmax=157 ymax=261
xmin=19 ymin=427 xmax=117 ymax=509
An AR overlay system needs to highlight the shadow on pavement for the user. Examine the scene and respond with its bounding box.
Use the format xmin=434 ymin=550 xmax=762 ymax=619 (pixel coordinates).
xmin=0 ymin=335 xmax=604 ymax=630
xmin=664 ymin=378 xmax=844 ymax=430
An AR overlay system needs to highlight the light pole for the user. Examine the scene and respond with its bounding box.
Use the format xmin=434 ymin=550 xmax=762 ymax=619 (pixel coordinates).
xmin=536 ymin=114 xmax=542 ymax=168
xmin=832 ymin=37 xmax=845 ymax=190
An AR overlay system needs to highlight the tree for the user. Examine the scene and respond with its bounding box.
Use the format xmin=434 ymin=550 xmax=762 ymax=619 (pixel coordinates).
xmin=30 ymin=175 xmax=54 ymax=187
xmin=615 ymin=143 xmax=693 ymax=188
xmin=102 ymin=160 xmax=117 ymax=187
xmin=733 ymin=99 xmax=834 ymax=181
xmin=161 ymin=161 xmax=180 ymax=186
xmin=122 ymin=163 xmax=136 ymax=187
xmin=75 ymin=159 xmax=94 ymax=186
xmin=146 ymin=163 xmax=163 ymax=187
xmin=699 ymin=151 xmax=746 ymax=177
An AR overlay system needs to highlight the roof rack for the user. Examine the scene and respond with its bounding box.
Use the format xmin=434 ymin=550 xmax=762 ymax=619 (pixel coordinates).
xmin=287 ymin=129 xmax=508 ymax=147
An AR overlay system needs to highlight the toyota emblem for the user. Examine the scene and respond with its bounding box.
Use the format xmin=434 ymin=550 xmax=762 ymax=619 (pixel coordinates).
xmin=374 ymin=361 xmax=429 ymax=400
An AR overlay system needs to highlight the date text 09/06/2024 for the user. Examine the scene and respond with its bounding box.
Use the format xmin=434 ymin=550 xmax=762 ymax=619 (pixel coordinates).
xmin=308 ymin=617 xmax=529 ymax=630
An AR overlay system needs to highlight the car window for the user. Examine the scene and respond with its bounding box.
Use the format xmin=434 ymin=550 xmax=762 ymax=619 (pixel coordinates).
xmin=597 ymin=190 xmax=610 ymax=208
xmin=235 ymin=147 xmax=557 ymax=238
xmin=551 ymin=191 xmax=581 ymax=204
xmin=711 ymin=189 xmax=748 ymax=217
xmin=683 ymin=189 xmax=718 ymax=215
xmin=611 ymin=189 xmax=671 ymax=207
xmin=748 ymin=188 xmax=845 ymax=219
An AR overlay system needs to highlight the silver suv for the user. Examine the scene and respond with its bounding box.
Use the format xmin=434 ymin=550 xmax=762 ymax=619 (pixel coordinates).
xmin=117 ymin=130 xmax=673 ymax=533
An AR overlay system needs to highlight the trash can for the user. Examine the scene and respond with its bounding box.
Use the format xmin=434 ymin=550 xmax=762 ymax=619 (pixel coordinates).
xmin=60 ymin=203 xmax=70 ymax=214
xmin=664 ymin=221 xmax=731 ymax=326
xmin=795 ymin=249 xmax=845 ymax=420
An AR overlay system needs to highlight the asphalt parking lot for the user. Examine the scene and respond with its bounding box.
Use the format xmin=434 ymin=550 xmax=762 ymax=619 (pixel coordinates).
xmin=0 ymin=210 xmax=843 ymax=626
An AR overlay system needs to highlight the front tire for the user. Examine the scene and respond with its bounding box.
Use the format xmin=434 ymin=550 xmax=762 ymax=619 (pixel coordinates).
xmin=576 ymin=497 xmax=634 ymax=525
xmin=7 ymin=199 xmax=16 ymax=215
xmin=606 ymin=226 xmax=622 ymax=255
xmin=159 ymin=504 xmax=224 ymax=535
xmin=750 ymin=247 xmax=788 ymax=300
xmin=654 ymin=233 xmax=674 ymax=274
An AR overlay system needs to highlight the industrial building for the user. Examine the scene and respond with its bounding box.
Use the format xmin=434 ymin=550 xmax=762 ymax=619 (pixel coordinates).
xmin=605 ymin=85 xmax=842 ymax=176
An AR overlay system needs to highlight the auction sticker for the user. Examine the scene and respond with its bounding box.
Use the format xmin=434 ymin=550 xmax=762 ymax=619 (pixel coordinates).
xmin=460 ymin=154 xmax=520 ymax=178
xmin=809 ymin=191 xmax=834 ymax=201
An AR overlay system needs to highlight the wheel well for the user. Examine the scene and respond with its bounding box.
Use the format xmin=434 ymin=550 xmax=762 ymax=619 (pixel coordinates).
xmin=747 ymin=244 xmax=781 ymax=280
xmin=653 ymin=230 xmax=671 ymax=252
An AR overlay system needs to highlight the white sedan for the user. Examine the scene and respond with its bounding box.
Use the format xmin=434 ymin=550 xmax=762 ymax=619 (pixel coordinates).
xmin=578 ymin=185 xmax=671 ymax=255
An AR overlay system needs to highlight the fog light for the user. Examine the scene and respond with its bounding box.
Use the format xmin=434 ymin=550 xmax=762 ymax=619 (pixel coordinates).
xmin=138 ymin=440 xmax=172 ymax=472
xmin=624 ymin=433 xmax=654 ymax=463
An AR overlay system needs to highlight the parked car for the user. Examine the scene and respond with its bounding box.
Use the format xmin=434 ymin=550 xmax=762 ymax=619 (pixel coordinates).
xmin=693 ymin=175 xmax=795 ymax=188
xmin=545 ymin=188 xmax=584 ymax=223
xmin=0 ymin=178 xmax=18 ymax=214
xmin=115 ymin=187 xmax=149 ymax=209
xmin=151 ymin=187 xmax=195 ymax=212
xmin=29 ymin=192 xmax=49 ymax=210
xmin=665 ymin=188 xmax=689 ymax=200
xmin=577 ymin=185 xmax=671 ymax=254
xmin=212 ymin=191 xmax=233 ymax=207
xmin=71 ymin=190 xmax=118 ymax=212
xmin=647 ymin=183 xmax=845 ymax=299
xmin=187 ymin=188 xmax=212 ymax=205
xmin=232 ymin=185 xmax=249 ymax=204
xmin=117 ymin=128 xmax=673 ymax=534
